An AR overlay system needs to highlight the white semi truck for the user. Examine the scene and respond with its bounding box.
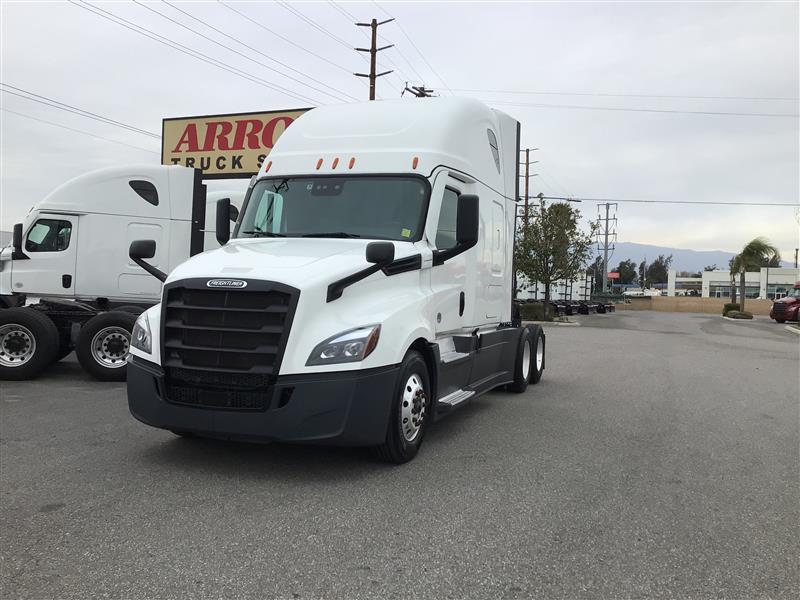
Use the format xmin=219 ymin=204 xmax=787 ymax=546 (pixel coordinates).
xmin=0 ymin=165 xmax=242 ymax=380
xmin=126 ymin=98 xmax=546 ymax=463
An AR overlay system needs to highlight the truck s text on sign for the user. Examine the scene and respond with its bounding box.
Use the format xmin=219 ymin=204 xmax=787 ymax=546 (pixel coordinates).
xmin=162 ymin=108 xmax=310 ymax=178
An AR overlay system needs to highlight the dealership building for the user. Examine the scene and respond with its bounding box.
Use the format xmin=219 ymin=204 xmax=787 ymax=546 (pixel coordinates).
xmin=667 ymin=267 xmax=799 ymax=299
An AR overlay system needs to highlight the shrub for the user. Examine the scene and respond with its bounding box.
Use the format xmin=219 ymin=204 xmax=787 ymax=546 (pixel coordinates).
xmin=518 ymin=302 xmax=548 ymax=321
xmin=726 ymin=310 xmax=753 ymax=320
xmin=722 ymin=302 xmax=740 ymax=316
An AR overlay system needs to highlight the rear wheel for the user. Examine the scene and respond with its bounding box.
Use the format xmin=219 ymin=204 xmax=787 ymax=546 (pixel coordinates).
xmin=76 ymin=311 xmax=136 ymax=381
xmin=0 ymin=308 xmax=59 ymax=380
xmin=374 ymin=351 xmax=431 ymax=464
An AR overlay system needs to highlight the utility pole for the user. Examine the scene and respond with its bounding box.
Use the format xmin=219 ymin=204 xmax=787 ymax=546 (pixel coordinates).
xmin=518 ymin=148 xmax=539 ymax=226
xmin=596 ymin=202 xmax=618 ymax=294
xmin=355 ymin=18 xmax=394 ymax=100
xmin=795 ymin=248 xmax=798 ymax=268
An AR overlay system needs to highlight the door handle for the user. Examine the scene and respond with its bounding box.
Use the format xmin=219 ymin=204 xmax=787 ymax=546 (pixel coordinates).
xmin=459 ymin=291 xmax=465 ymax=316
xmin=62 ymin=274 xmax=72 ymax=288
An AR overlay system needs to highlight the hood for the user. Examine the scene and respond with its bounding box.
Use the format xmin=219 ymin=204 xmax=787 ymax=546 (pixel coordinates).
xmin=167 ymin=237 xmax=419 ymax=289
xmin=774 ymin=295 xmax=800 ymax=304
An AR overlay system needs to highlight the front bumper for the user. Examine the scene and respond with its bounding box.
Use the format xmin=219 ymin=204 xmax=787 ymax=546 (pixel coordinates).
xmin=127 ymin=357 xmax=398 ymax=446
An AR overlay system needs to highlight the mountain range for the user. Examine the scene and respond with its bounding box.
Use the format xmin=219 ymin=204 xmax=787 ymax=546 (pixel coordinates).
xmin=592 ymin=242 xmax=793 ymax=273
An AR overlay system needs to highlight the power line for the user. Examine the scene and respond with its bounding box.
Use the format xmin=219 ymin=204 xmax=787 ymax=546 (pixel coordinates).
xmin=277 ymin=1 xmax=355 ymax=51
xmin=451 ymin=87 xmax=800 ymax=102
xmin=155 ymin=0 xmax=356 ymax=102
xmin=217 ymin=1 xmax=361 ymax=80
xmin=0 ymin=84 xmax=160 ymax=138
xmin=2 ymin=108 xmax=159 ymax=154
xmin=71 ymin=1 xmax=319 ymax=105
xmin=371 ymin=1 xmax=452 ymax=95
xmin=483 ymin=98 xmax=799 ymax=118
xmin=540 ymin=196 xmax=798 ymax=207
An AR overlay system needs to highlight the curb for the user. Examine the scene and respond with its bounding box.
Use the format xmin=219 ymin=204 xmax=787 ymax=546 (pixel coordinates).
xmin=785 ymin=325 xmax=800 ymax=335
xmin=722 ymin=315 xmax=758 ymax=322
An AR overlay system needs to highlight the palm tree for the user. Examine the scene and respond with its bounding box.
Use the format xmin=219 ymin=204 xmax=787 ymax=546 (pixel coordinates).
xmin=730 ymin=237 xmax=781 ymax=311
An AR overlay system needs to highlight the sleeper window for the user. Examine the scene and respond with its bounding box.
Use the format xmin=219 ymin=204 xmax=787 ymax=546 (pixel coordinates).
xmin=435 ymin=188 xmax=459 ymax=250
xmin=25 ymin=219 xmax=72 ymax=252
xmin=487 ymin=129 xmax=501 ymax=173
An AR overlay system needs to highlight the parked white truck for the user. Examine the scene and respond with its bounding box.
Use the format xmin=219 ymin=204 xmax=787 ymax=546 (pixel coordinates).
xmin=126 ymin=97 xmax=546 ymax=463
xmin=0 ymin=165 xmax=242 ymax=380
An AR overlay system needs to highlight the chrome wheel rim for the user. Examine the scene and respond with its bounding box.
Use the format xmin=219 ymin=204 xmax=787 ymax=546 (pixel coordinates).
xmin=536 ymin=339 xmax=544 ymax=371
xmin=0 ymin=324 xmax=36 ymax=367
xmin=90 ymin=326 xmax=130 ymax=369
xmin=522 ymin=339 xmax=532 ymax=380
xmin=401 ymin=373 xmax=427 ymax=442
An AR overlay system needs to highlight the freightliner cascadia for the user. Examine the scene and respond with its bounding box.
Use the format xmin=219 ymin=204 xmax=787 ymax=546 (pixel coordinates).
xmin=126 ymin=98 xmax=546 ymax=463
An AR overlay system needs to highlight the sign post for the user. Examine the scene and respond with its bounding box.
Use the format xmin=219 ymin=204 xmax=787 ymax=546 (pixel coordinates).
xmin=162 ymin=108 xmax=310 ymax=179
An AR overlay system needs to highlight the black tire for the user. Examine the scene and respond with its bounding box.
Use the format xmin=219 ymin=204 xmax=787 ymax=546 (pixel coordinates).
xmin=170 ymin=430 xmax=196 ymax=438
xmin=507 ymin=328 xmax=533 ymax=393
xmin=0 ymin=307 xmax=59 ymax=380
xmin=115 ymin=305 xmax=146 ymax=316
xmin=528 ymin=325 xmax=545 ymax=384
xmin=374 ymin=351 xmax=431 ymax=464
xmin=76 ymin=311 xmax=137 ymax=381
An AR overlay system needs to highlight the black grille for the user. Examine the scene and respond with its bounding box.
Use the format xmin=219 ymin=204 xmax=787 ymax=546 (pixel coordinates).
xmin=161 ymin=280 xmax=298 ymax=411
xmin=773 ymin=303 xmax=786 ymax=316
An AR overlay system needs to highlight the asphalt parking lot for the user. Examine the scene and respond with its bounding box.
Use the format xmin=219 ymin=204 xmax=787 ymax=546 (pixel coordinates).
xmin=1 ymin=311 xmax=798 ymax=599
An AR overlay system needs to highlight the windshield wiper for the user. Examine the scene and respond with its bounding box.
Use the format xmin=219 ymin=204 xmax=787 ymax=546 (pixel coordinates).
xmin=241 ymin=230 xmax=286 ymax=237
xmin=299 ymin=232 xmax=361 ymax=239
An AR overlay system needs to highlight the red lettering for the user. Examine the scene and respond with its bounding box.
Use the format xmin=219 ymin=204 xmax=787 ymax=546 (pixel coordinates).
xmin=232 ymin=119 xmax=264 ymax=150
xmin=261 ymin=116 xmax=294 ymax=149
xmin=172 ymin=124 xmax=200 ymax=152
xmin=202 ymin=121 xmax=234 ymax=152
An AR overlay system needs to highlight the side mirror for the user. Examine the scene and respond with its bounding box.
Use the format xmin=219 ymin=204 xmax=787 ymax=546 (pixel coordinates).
xmin=129 ymin=239 xmax=156 ymax=260
xmin=129 ymin=239 xmax=166 ymax=282
xmin=366 ymin=241 xmax=395 ymax=265
xmin=12 ymin=223 xmax=22 ymax=253
xmin=456 ymin=194 xmax=479 ymax=246
xmin=11 ymin=223 xmax=26 ymax=259
xmin=216 ymin=198 xmax=231 ymax=246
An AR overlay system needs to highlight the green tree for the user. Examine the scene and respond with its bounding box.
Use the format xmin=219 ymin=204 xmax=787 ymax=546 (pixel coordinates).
xmin=516 ymin=202 xmax=597 ymax=320
xmin=586 ymin=255 xmax=604 ymax=291
xmin=613 ymin=259 xmax=638 ymax=284
xmin=730 ymin=237 xmax=781 ymax=310
xmin=646 ymin=254 xmax=673 ymax=285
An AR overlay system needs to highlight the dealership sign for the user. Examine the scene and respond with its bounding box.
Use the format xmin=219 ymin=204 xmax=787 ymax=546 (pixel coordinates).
xmin=162 ymin=108 xmax=310 ymax=178
xmin=607 ymin=272 xmax=620 ymax=280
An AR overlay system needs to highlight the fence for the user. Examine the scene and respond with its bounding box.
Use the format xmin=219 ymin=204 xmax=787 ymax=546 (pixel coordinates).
xmin=617 ymin=296 xmax=774 ymax=316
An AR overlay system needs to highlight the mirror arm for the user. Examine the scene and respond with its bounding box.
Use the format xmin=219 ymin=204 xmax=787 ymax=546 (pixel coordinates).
xmin=132 ymin=257 xmax=166 ymax=282
xmin=432 ymin=238 xmax=478 ymax=267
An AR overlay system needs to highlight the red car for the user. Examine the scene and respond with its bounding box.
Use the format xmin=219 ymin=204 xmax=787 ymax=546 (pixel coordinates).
xmin=770 ymin=281 xmax=800 ymax=323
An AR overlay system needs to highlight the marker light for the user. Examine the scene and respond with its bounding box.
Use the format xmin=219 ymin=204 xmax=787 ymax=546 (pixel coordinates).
xmin=332 ymin=157 xmax=340 ymax=169
xmin=316 ymin=158 xmax=323 ymax=170
xmin=265 ymin=160 xmax=272 ymax=173
xmin=412 ymin=156 xmax=419 ymax=169
xmin=348 ymin=157 xmax=356 ymax=169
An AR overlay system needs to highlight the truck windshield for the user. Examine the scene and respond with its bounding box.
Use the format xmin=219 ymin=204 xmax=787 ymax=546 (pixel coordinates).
xmin=236 ymin=176 xmax=429 ymax=242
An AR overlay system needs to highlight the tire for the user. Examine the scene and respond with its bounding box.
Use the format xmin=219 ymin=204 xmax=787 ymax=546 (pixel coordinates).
xmin=374 ymin=351 xmax=431 ymax=464
xmin=775 ymin=318 xmax=785 ymax=324
xmin=528 ymin=325 xmax=545 ymax=384
xmin=0 ymin=307 xmax=59 ymax=380
xmin=76 ymin=311 xmax=137 ymax=381
xmin=507 ymin=328 xmax=533 ymax=393
xmin=115 ymin=305 xmax=145 ymax=316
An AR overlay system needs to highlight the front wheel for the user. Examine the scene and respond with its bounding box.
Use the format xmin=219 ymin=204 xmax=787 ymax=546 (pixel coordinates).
xmin=0 ymin=308 xmax=59 ymax=380
xmin=76 ymin=311 xmax=137 ymax=381
xmin=374 ymin=351 xmax=431 ymax=464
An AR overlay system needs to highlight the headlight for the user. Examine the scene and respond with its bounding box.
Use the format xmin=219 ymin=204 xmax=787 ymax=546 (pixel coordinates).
xmin=131 ymin=312 xmax=152 ymax=354
xmin=306 ymin=325 xmax=380 ymax=366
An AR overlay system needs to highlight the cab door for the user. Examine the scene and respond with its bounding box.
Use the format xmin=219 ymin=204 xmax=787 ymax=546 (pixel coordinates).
xmin=11 ymin=214 xmax=78 ymax=298
xmin=428 ymin=173 xmax=476 ymax=335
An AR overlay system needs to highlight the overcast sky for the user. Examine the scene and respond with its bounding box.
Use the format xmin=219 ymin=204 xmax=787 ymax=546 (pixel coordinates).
xmin=1 ymin=0 xmax=798 ymax=260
